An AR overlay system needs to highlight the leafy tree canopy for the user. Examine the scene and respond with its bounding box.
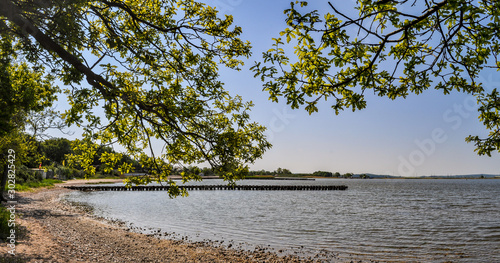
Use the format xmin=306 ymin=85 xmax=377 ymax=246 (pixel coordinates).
xmin=252 ymin=0 xmax=500 ymax=156
xmin=39 ymin=137 xmax=72 ymax=165
xmin=0 ymin=0 xmax=271 ymax=197
xmin=0 ymin=33 xmax=58 ymax=136
xmin=0 ymin=27 xmax=59 ymax=200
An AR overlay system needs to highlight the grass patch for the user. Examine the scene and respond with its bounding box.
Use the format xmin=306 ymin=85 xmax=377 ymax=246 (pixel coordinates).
xmin=5 ymin=179 xmax=64 ymax=192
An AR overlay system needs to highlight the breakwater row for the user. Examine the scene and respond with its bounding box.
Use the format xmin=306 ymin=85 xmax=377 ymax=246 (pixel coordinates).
xmin=64 ymin=185 xmax=348 ymax=191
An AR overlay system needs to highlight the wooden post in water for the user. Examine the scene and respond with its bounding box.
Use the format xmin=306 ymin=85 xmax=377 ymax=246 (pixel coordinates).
xmin=63 ymin=184 xmax=348 ymax=192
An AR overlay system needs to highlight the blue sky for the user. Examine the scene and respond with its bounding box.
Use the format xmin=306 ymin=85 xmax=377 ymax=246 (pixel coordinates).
xmin=50 ymin=0 xmax=500 ymax=176
xmin=207 ymin=0 xmax=500 ymax=176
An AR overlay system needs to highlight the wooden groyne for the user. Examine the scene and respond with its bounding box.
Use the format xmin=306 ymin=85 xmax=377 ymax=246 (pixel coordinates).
xmin=63 ymin=185 xmax=348 ymax=192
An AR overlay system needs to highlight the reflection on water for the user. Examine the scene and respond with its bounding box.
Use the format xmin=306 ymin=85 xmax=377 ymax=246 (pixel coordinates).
xmin=65 ymin=179 xmax=500 ymax=262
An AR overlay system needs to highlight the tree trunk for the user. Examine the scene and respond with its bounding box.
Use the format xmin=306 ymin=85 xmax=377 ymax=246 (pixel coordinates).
xmin=0 ymin=163 xmax=8 ymax=202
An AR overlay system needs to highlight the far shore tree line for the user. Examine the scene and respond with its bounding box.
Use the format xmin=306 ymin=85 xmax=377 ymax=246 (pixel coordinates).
xmin=247 ymin=168 xmax=368 ymax=179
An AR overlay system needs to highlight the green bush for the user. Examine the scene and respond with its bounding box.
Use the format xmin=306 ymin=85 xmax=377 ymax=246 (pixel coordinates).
xmin=54 ymin=165 xmax=83 ymax=179
xmin=22 ymin=179 xmax=62 ymax=188
xmin=4 ymin=179 xmax=63 ymax=192
xmin=15 ymin=165 xmax=43 ymax=185
xmin=70 ymin=169 xmax=85 ymax=179
xmin=0 ymin=205 xmax=14 ymax=242
xmin=19 ymin=179 xmax=63 ymax=191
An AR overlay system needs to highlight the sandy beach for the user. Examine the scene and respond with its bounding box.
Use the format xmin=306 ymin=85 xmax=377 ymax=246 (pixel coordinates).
xmin=0 ymin=180 xmax=325 ymax=263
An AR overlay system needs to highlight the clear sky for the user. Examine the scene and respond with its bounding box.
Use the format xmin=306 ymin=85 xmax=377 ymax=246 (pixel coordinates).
xmin=49 ymin=0 xmax=500 ymax=176
xmin=207 ymin=0 xmax=500 ymax=176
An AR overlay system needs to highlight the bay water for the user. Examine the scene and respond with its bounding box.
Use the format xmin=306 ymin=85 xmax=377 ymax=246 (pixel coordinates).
xmin=64 ymin=179 xmax=500 ymax=262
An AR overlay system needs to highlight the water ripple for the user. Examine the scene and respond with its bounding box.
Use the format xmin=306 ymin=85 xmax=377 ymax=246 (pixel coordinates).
xmin=66 ymin=179 xmax=500 ymax=262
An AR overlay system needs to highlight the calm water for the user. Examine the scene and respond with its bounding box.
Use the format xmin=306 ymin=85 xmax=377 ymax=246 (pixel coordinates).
xmin=65 ymin=179 xmax=500 ymax=262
